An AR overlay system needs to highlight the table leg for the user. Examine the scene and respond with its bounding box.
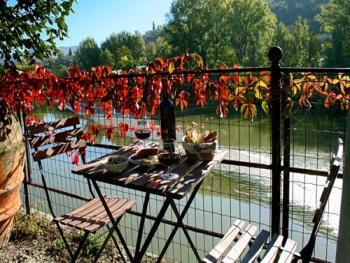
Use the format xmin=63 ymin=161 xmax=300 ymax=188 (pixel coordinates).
xmin=135 ymin=197 xmax=171 ymax=263
xmin=156 ymin=182 xmax=203 ymax=263
xmin=135 ymin=192 xmax=150 ymax=256
xmin=91 ymin=180 xmax=134 ymax=262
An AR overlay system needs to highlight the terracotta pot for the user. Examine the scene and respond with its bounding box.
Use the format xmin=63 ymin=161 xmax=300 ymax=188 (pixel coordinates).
xmin=0 ymin=101 xmax=25 ymax=247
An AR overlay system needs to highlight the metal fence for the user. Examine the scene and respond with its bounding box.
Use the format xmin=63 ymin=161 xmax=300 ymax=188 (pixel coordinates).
xmin=21 ymin=48 xmax=349 ymax=262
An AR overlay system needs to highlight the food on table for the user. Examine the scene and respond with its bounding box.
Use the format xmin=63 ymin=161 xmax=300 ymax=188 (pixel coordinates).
xmin=184 ymin=128 xmax=217 ymax=144
xmin=103 ymin=155 xmax=129 ymax=173
xmin=130 ymin=148 xmax=160 ymax=166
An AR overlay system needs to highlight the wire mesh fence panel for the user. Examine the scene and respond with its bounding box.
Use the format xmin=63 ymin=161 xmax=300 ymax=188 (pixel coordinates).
xmin=20 ymin=68 xmax=349 ymax=262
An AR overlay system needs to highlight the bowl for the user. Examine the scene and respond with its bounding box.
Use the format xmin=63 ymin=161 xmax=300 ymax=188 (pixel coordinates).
xmin=103 ymin=155 xmax=129 ymax=173
xmin=181 ymin=136 xmax=217 ymax=161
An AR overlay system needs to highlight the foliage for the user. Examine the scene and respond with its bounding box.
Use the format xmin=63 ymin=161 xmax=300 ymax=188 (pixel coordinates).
xmin=268 ymin=0 xmax=327 ymax=32
xmin=0 ymin=0 xmax=74 ymax=67
xmin=317 ymin=0 xmax=350 ymax=67
xmin=71 ymin=231 xmax=104 ymax=256
xmin=227 ymin=0 xmax=277 ymax=66
xmin=100 ymin=48 xmax=115 ymax=69
xmin=74 ymin=37 xmax=101 ymax=70
xmin=101 ymin=31 xmax=146 ymax=69
xmin=165 ymin=0 xmax=276 ymax=67
xmin=11 ymin=211 xmax=48 ymax=240
xmin=165 ymin=0 xmax=233 ymax=67
xmin=0 ymin=52 xmax=349 ymax=145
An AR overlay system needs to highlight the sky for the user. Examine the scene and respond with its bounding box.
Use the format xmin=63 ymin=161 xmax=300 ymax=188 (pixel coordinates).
xmin=56 ymin=0 xmax=173 ymax=47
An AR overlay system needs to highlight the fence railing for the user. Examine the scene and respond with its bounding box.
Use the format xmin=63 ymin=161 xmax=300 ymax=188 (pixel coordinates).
xmin=21 ymin=47 xmax=349 ymax=262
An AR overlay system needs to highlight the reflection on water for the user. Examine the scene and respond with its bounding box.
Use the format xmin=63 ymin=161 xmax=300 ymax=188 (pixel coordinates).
xmin=29 ymin=105 xmax=345 ymax=262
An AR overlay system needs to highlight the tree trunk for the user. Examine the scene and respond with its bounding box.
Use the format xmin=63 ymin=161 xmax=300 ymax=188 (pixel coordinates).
xmin=0 ymin=101 xmax=25 ymax=247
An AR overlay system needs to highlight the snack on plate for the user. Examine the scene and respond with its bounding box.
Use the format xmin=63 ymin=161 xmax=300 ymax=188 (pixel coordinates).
xmin=129 ymin=148 xmax=160 ymax=166
xmin=182 ymin=128 xmax=217 ymax=161
xmin=103 ymin=155 xmax=129 ymax=173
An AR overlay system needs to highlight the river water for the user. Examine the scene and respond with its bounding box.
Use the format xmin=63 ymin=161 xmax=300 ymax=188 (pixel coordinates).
xmin=27 ymin=105 xmax=346 ymax=262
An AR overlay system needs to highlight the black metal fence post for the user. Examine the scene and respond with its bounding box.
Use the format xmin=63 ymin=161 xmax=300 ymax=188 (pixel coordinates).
xmin=282 ymin=73 xmax=291 ymax=239
xmin=269 ymin=46 xmax=283 ymax=236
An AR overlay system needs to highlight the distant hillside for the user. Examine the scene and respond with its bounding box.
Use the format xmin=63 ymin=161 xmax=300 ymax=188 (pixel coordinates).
xmin=269 ymin=0 xmax=328 ymax=32
xmin=59 ymin=46 xmax=78 ymax=56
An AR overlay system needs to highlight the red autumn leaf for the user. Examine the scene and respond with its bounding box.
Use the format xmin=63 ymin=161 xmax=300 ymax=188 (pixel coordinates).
xmin=195 ymin=93 xmax=207 ymax=108
xmin=84 ymin=102 xmax=96 ymax=116
xmin=88 ymin=123 xmax=100 ymax=136
xmin=103 ymin=125 xmax=115 ymax=140
xmin=72 ymin=151 xmax=80 ymax=165
xmin=100 ymin=100 xmax=113 ymax=121
xmin=216 ymin=101 xmax=229 ymax=118
xmin=118 ymin=122 xmax=129 ymax=137
xmin=72 ymin=101 xmax=81 ymax=114
xmin=175 ymin=90 xmax=190 ymax=111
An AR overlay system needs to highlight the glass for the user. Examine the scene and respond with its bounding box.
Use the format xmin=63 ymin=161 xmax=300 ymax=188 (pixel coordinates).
xmin=157 ymin=139 xmax=181 ymax=180
xmin=134 ymin=118 xmax=151 ymax=148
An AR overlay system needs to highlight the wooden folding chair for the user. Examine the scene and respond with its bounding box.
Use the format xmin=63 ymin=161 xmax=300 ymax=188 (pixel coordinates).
xmin=26 ymin=117 xmax=135 ymax=263
xmin=202 ymin=138 xmax=343 ymax=263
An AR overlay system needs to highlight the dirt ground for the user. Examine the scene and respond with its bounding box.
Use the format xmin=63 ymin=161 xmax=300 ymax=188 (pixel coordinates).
xmin=0 ymin=210 xmax=165 ymax=263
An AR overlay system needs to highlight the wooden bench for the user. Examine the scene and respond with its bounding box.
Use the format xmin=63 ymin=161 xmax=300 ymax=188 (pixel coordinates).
xmin=203 ymin=139 xmax=343 ymax=263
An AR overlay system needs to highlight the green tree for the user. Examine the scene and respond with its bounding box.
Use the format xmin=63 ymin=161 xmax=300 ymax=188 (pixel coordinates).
xmin=155 ymin=36 xmax=172 ymax=58
xmin=74 ymin=38 xmax=101 ymax=70
xmin=269 ymin=0 xmax=327 ymax=32
xmin=226 ymin=0 xmax=276 ymax=66
xmin=317 ymin=0 xmax=350 ymax=67
xmin=0 ymin=0 xmax=74 ymax=66
xmin=101 ymin=31 xmax=146 ymax=68
xmin=165 ymin=0 xmax=235 ymax=67
xmin=272 ymin=22 xmax=294 ymax=66
xmin=100 ymin=48 xmax=115 ymax=68
xmin=145 ymin=42 xmax=157 ymax=62
xmin=289 ymin=18 xmax=320 ymax=67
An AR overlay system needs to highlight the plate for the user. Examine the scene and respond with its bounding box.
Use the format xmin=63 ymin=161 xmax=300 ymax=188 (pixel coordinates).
xmin=129 ymin=148 xmax=160 ymax=166
xmin=129 ymin=155 xmax=160 ymax=166
xmin=102 ymin=155 xmax=129 ymax=173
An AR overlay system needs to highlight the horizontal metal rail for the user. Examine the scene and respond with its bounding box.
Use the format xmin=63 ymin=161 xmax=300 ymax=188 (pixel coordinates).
xmin=221 ymin=159 xmax=343 ymax=178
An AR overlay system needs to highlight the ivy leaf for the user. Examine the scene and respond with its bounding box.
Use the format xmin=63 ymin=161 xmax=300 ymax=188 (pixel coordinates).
xmin=175 ymin=90 xmax=190 ymax=111
xmin=261 ymin=100 xmax=269 ymax=114
xmin=169 ymin=61 xmax=175 ymax=74
xmin=118 ymin=122 xmax=129 ymax=137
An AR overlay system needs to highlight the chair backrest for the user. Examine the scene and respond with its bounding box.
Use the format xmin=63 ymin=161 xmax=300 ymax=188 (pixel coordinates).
xmin=26 ymin=116 xmax=86 ymax=163
xmin=300 ymin=138 xmax=343 ymax=261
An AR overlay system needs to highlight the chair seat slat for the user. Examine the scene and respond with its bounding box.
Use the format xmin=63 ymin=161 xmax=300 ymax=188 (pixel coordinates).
xmin=202 ymin=219 xmax=245 ymax=263
xmin=277 ymin=239 xmax=297 ymax=263
xmin=222 ymin=224 xmax=258 ymax=263
xmin=27 ymin=117 xmax=80 ymax=134
xmin=30 ymin=128 xmax=83 ymax=148
xmin=241 ymin=229 xmax=270 ymax=263
xmin=32 ymin=139 xmax=86 ymax=161
xmin=54 ymin=197 xmax=135 ymax=233
xmin=261 ymin=235 xmax=284 ymax=263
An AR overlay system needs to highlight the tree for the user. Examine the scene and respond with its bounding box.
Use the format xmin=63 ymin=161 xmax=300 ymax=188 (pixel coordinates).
xmin=165 ymin=0 xmax=235 ymax=67
xmin=165 ymin=0 xmax=275 ymax=67
xmin=269 ymin=0 xmax=327 ymax=32
xmin=272 ymin=22 xmax=294 ymax=66
xmin=226 ymin=0 xmax=276 ymax=66
xmin=75 ymin=38 xmax=101 ymax=70
xmin=317 ymin=0 xmax=350 ymax=67
xmin=101 ymin=32 xmax=146 ymax=68
xmin=100 ymin=48 xmax=115 ymax=68
xmin=155 ymin=36 xmax=172 ymax=58
xmin=0 ymin=0 xmax=74 ymax=67
xmin=145 ymin=42 xmax=157 ymax=62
